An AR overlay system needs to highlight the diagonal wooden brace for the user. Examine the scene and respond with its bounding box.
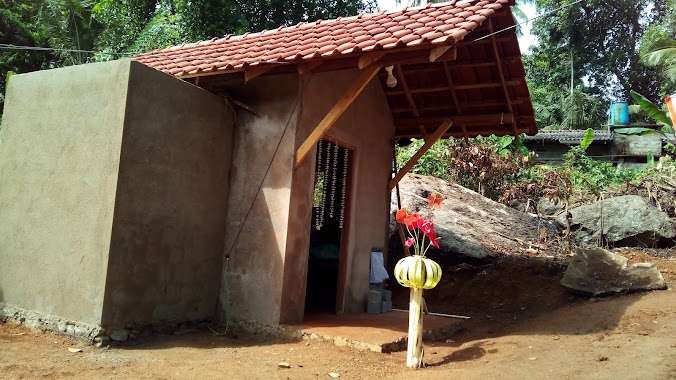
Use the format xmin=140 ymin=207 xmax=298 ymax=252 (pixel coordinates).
xmin=295 ymin=65 xmax=381 ymax=167
xmin=389 ymin=119 xmax=453 ymax=190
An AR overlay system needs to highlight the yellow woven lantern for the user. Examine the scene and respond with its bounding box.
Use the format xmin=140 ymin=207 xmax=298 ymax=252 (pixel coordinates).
xmin=394 ymin=255 xmax=442 ymax=290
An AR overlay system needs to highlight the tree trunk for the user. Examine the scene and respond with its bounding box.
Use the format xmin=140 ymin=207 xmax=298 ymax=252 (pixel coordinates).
xmin=407 ymin=287 xmax=424 ymax=368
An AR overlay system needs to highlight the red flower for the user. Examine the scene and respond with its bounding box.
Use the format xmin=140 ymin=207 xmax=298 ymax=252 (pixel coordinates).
xmin=428 ymin=193 xmax=443 ymax=210
xmin=395 ymin=209 xmax=408 ymax=224
xmin=402 ymin=213 xmax=421 ymax=229
xmin=405 ymin=238 xmax=415 ymax=248
xmin=419 ymin=220 xmax=440 ymax=248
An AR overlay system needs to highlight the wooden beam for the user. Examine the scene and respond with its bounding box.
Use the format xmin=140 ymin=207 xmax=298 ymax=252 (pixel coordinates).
xmin=461 ymin=124 xmax=470 ymax=141
xmin=429 ymin=46 xmax=452 ymax=62
xmin=385 ymin=80 xmax=520 ymax=95
xmin=297 ymin=61 xmax=323 ymax=75
xmin=295 ymin=64 xmax=380 ymax=167
xmin=389 ymin=120 xmax=453 ymax=190
xmin=389 ymin=99 xmax=526 ymax=113
xmin=396 ymin=65 xmax=427 ymax=138
xmin=488 ymin=19 xmax=519 ymax=136
xmin=244 ymin=65 xmax=278 ymax=82
xmin=442 ymin=61 xmax=463 ymax=115
xmin=393 ymin=125 xmax=529 ymax=139
xmin=395 ymin=113 xmax=514 ymax=128
xmin=358 ymin=51 xmax=387 ymax=69
xmin=454 ymin=80 xmax=520 ymax=90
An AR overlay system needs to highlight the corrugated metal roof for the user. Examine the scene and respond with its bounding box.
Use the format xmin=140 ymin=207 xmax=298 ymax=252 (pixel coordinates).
xmin=524 ymin=130 xmax=613 ymax=143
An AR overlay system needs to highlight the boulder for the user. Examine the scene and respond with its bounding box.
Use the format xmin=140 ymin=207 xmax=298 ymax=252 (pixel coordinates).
xmin=556 ymin=195 xmax=675 ymax=248
xmin=560 ymin=247 xmax=667 ymax=296
xmin=391 ymin=174 xmax=558 ymax=261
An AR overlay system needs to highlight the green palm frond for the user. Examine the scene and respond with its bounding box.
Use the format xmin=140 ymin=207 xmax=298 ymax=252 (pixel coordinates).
xmin=643 ymin=45 xmax=676 ymax=67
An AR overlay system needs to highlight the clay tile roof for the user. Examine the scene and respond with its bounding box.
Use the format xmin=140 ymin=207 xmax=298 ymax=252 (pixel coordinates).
xmin=134 ymin=0 xmax=510 ymax=77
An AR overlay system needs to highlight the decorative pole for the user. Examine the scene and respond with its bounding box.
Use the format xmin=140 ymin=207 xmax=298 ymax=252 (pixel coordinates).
xmin=393 ymin=194 xmax=443 ymax=368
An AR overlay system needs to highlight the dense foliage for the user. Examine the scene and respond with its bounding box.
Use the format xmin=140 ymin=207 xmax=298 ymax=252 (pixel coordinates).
xmin=396 ymin=134 xmax=675 ymax=217
xmin=522 ymin=0 xmax=674 ymax=131
xmin=0 ymin=0 xmax=376 ymax=119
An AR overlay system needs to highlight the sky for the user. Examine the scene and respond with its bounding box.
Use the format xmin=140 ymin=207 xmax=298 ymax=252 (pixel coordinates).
xmin=375 ymin=1 xmax=539 ymax=53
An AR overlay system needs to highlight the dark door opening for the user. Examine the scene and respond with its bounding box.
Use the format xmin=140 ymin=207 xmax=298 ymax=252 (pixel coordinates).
xmin=305 ymin=139 xmax=353 ymax=314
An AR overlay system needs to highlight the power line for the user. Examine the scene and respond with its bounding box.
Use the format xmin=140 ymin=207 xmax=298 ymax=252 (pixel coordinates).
xmin=474 ymin=0 xmax=584 ymax=42
xmin=0 ymin=43 xmax=290 ymax=65
xmin=0 ymin=44 xmax=132 ymax=56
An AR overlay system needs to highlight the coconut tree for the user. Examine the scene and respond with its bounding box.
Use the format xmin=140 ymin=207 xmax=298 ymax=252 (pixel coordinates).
xmin=638 ymin=0 xmax=675 ymax=95
xmin=38 ymin=0 xmax=100 ymax=66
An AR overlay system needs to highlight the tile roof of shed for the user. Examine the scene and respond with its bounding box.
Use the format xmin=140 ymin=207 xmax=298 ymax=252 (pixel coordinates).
xmin=134 ymin=0 xmax=510 ymax=77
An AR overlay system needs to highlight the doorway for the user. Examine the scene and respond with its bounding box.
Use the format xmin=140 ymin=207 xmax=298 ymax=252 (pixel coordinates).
xmin=305 ymin=138 xmax=353 ymax=314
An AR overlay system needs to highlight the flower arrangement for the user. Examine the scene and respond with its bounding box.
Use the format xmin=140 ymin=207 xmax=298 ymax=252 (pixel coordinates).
xmin=395 ymin=193 xmax=443 ymax=256
xmin=392 ymin=192 xmax=444 ymax=368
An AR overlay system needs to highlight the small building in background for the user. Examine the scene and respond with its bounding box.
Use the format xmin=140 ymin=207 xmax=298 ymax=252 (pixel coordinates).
xmin=524 ymin=126 xmax=666 ymax=167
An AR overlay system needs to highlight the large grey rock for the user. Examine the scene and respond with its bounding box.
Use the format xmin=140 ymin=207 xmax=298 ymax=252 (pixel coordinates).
xmin=392 ymin=174 xmax=557 ymax=260
xmin=560 ymin=247 xmax=667 ymax=296
xmin=556 ymin=195 xmax=675 ymax=248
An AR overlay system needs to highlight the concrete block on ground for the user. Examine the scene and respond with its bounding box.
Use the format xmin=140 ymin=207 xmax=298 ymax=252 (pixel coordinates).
xmin=367 ymin=301 xmax=381 ymax=314
xmin=368 ymin=290 xmax=382 ymax=303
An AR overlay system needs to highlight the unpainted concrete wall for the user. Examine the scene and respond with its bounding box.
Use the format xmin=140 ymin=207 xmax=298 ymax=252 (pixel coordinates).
xmin=0 ymin=60 xmax=234 ymax=332
xmin=101 ymin=62 xmax=234 ymax=329
xmin=0 ymin=61 xmax=130 ymax=325
xmin=281 ymin=69 xmax=395 ymax=323
xmin=217 ymin=74 xmax=301 ymax=325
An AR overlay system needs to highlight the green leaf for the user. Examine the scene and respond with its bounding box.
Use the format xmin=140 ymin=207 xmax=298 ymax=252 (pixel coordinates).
xmin=498 ymin=135 xmax=515 ymax=150
xmin=630 ymin=90 xmax=674 ymax=127
xmin=579 ymin=128 xmax=594 ymax=151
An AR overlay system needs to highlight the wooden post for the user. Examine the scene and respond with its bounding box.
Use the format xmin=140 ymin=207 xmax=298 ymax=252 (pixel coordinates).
xmin=407 ymin=287 xmax=425 ymax=368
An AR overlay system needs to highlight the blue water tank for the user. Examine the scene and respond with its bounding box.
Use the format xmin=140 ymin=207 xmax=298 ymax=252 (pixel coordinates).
xmin=609 ymin=101 xmax=629 ymax=125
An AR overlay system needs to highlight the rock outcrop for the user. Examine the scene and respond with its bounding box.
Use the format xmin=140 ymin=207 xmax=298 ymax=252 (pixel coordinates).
xmin=556 ymin=195 xmax=675 ymax=248
xmin=391 ymin=174 xmax=557 ymax=261
xmin=560 ymin=247 xmax=667 ymax=296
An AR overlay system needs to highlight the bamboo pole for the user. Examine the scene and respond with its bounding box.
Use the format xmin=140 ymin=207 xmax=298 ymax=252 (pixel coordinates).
xmin=407 ymin=287 xmax=425 ymax=368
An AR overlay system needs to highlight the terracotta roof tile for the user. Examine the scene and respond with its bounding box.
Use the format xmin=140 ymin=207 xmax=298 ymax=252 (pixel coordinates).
xmin=134 ymin=0 xmax=511 ymax=77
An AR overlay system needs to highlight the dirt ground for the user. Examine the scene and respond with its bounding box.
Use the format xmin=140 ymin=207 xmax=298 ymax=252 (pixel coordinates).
xmin=2 ymin=250 xmax=676 ymax=380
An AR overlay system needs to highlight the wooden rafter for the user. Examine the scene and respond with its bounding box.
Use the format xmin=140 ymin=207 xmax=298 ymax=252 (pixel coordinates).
xmin=394 ymin=125 xmax=530 ymax=139
xmin=389 ymin=99 xmax=526 ymax=113
xmin=385 ymin=80 xmax=520 ymax=95
xmin=295 ymin=64 xmax=380 ymax=167
xmin=441 ymin=61 xmax=466 ymax=141
xmin=244 ymin=65 xmax=279 ymax=82
xmin=389 ymin=120 xmax=453 ymax=190
xmin=396 ymin=65 xmax=428 ymax=138
xmin=395 ymin=113 xmax=513 ymax=128
xmin=488 ymin=19 xmax=519 ymax=136
xmin=358 ymin=51 xmax=387 ymax=69
xmin=429 ymin=46 xmax=453 ymax=62
xmin=297 ymin=61 xmax=323 ymax=75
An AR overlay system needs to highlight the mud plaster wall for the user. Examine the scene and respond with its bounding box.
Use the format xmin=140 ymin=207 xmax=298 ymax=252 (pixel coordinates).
xmin=280 ymin=69 xmax=395 ymax=323
xmin=101 ymin=61 xmax=234 ymax=329
xmin=217 ymin=74 xmax=300 ymax=326
xmin=0 ymin=61 xmax=130 ymax=325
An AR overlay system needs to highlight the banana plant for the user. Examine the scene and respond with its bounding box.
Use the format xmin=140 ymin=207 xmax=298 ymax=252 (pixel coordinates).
xmin=630 ymin=90 xmax=673 ymax=127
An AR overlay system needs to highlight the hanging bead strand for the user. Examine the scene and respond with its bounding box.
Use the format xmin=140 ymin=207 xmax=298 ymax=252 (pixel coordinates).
xmin=315 ymin=140 xmax=323 ymax=231
xmin=319 ymin=142 xmax=331 ymax=230
xmin=329 ymin=143 xmax=339 ymax=218
xmin=339 ymin=148 xmax=348 ymax=229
